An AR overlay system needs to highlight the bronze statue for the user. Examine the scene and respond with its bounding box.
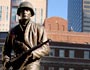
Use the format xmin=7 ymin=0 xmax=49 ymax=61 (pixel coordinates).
xmin=2 ymin=1 xmax=50 ymax=70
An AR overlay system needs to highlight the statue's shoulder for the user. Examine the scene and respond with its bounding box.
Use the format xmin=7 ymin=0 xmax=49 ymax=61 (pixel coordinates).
xmin=30 ymin=21 xmax=43 ymax=28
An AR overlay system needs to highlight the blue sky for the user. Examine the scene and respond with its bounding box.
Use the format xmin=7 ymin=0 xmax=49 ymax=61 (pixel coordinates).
xmin=48 ymin=0 xmax=68 ymax=20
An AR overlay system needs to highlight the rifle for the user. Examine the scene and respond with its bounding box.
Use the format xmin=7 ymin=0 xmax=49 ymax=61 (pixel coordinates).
xmin=5 ymin=39 xmax=51 ymax=70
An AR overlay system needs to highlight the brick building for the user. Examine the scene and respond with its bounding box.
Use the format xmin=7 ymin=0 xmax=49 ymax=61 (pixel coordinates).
xmin=40 ymin=17 xmax=90 ymax=70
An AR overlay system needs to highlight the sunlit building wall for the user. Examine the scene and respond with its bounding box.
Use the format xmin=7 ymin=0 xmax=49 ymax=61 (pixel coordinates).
xmin=0 ymin=0 xmax=11 ymax=32
xmin=0 ymin=0 xmax=11 ymax=67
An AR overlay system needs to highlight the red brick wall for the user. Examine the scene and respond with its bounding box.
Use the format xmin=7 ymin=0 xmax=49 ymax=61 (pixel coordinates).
xmin=44 ymin=16 xmax=68 ymax=32
xmin=47 ymin=32 xmax=90 ymax=44
xmin=44 ymin=17 xmax=90 ymax=44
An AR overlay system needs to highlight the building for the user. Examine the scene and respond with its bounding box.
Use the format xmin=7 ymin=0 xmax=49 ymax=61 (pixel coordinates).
xmin=68 ymin=0 xmax=83 ymax=32
xmin=41 ymin=42 xmax=90 ymax=70
xmin=68 ymin=0 xmax=90 ymax=32
xmin=83 ymin=0 xmax=90 ymax=32
xmin=0 ymin=0 xmax=11 ymax=39
xmin=0 ymin=0 xmax=11 ymax=67
xmin=41 ymin=16 xmax=90 ymax=70
xmin=11 ymin=0 xmax=47 ymax=28
xmin=0 ymin=0 xmax=11 ymax=32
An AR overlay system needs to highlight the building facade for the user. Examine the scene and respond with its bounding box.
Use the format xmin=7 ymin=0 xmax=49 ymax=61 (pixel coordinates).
xmin=0 ymin=0 xmax=11 ymax=32
xmin=0 ymin=0 xmax=11 ymax=67
xmin=83 ymin=0 xmax=90 ymax=32
xmin=42 ymin=17 xmax=90 ymax=70
xmin=68 ymin=0 xmax=83 ymax=32
xmin=41 ymin=42 xmax=90 ymax=70
xmin=68 ymin=0 xmax=90 ymax=32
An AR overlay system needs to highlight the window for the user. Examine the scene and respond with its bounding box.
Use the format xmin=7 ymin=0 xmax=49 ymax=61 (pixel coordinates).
xmin=49 ymin=67 xmax=54 ymax=70
xmin=59 ymin=49 xmax=65 ymax=58
xmin=0 ymin=32 xmax=8 ymax=39
xmin=59 ymin=68 xmax=64 ymax=70
xmin=84 ymin=1 xmax=90 ymax=4
xmin=12 ymin=0 xmax=22 ymax=4
xmin=49 ymin=48 xmax=55 ymax=56
xmin=69 ymin=50 xmax=74 ymax=58
xmin=40 ymin=8 xmax=43 ymax=23
xmin=83 ymin=69 xmax=89 ymax=70
xmin=11 ymin=7 xmax=17 ymax=22
xmin=0 ymin=6 xmax=2 ymax=21
xmin=40 ymin=66 xmax=44 ymax=70
xmin=0 ymin=45 xmax=2 ymax=55
xmin=84 ymin=51 xmax=89 ymax=59
xmin=5 ymin=6 xmax=8 ymax=21
xmin=69 ymin=68 xmax=74 ymax=70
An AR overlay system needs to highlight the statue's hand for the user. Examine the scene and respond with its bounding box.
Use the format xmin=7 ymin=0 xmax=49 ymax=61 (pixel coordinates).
xmin=14 ymin=40 xmax=29 ymax=51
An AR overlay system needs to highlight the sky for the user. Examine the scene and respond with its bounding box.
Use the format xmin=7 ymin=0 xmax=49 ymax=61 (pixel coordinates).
xmin=48 ymin=0 xmax=68 ymax=20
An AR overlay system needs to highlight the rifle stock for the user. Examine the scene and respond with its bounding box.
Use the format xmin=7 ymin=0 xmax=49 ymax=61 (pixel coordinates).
xmin=7 ymin=39 xmax=51 ymax=69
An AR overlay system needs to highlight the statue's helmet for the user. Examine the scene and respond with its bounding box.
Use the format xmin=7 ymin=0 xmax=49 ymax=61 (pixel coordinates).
xmin=17 ymin=1 xmax=35 ymax=17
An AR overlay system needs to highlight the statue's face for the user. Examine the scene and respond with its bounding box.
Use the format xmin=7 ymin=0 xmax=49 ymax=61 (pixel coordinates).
xmin=19 ymin=8 xmax=31 ymax=20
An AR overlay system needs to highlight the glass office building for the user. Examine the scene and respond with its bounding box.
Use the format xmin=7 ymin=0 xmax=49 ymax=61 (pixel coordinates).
xmin=68 ymin=0 xmax=83 ymax=32
xmin=68 ymin=0 xmax=90 ymax=32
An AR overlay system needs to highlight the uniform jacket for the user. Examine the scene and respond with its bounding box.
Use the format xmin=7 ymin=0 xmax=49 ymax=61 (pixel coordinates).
xmin=2 ymin=21 xmax=50 ymax=70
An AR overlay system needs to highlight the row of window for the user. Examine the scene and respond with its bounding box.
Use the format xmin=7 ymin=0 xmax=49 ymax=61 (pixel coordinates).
xmin=84 ymin=5 xmax=90 ymax=8
xmin=12 ymin=0 xmax=22 ymax=3
xmin=40 ymin=66 xmax=89 ymax=70
xmin=84 ymin=1 xmax=90 ymax=4
xmin=0 ymin=6 xmax=9 ymax=21
xmin=0 ymin=5 xmax=42 ymax=24
xmin=0 ymin=6 xmax=2 ymax=21
xmin=49 ymin=48 xmax=90 ymax=59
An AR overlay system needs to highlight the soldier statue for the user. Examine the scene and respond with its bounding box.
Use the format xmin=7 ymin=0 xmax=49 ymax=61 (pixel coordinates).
xmin=2 ymin=1 xmax=50 ymax=70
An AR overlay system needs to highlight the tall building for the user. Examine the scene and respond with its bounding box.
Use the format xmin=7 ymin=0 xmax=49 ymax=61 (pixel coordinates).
xmin=11 ymin=0 xmax=47 ymax=28
xmin=0 ymin=0 xmax=11 ymax=32
xmin=68 ymin=0 xmax=90 ymax=32
xmin=0 ymin=0 xmax=11 ymax=67
xmin=68 ymin=0 xmax=83 ymax=32
xmin=83 ymin=0 xmax=90 ymax=32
